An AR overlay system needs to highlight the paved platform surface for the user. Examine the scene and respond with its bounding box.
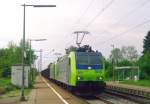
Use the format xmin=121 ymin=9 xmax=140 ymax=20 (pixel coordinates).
xmin=21 ymin=76 xmax=64 ymax=104
xmin=107 ymin=81 xmax=150 ymax=92
xmin=0 ymin=97 xmax=20 ymax=104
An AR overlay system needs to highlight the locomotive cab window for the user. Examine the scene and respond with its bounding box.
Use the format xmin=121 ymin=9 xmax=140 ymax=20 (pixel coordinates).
xmin=76 ymin=52 xmax=103 ymax=69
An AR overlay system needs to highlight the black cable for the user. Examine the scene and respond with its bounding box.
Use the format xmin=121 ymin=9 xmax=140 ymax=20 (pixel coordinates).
xmin=75 ymin=0 xmax=96 ymax=25
xmin=98 ymin=19 xmax=150 ymax=45
xmin=85 ymin=0 xmax=115 ymax=28
xmin=113 ymin=0 xmax=150 ymax=26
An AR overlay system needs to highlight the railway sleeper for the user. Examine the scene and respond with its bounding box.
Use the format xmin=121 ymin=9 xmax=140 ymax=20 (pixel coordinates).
xmin=106 ymin=85 xmax=150 ymax=99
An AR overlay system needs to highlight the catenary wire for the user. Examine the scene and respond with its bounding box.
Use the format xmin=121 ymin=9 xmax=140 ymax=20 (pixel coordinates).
xmin=98 ymin=19 xmax=150 ymax=45
xmin=84 ymin=0 xmax=115 ymax=28
xmin=113 ymin=0 xmax=150 ymax=26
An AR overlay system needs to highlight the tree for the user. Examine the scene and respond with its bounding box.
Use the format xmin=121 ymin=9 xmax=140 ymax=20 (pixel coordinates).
xmin=139 ymin=52 xmax=150 ymax=79
xmin=121 ymin=46 xmax=138 ymax=62
xmin=0 ymin=40 xmax=37 ymax=77
xmin=110 ymin=48 xmax=122 ymax=64
xmin=19 ymin=40 xmax=36 ymax=65
xmin=139 ymin=31 xmax=150 ymax=79
xmin=104 ymin=59 xmax=113 ymax=79
xmin=109 ymin=46 xmax=138 ymax=64
xmin=143 ymin=31 xmax=150 ymax=54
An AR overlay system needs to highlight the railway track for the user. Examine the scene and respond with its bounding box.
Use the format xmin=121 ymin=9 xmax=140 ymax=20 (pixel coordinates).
xmin=106 ymin=83 xmax=150 ymax=99
xmin=85 ymin=96 xmax=113 ymax=104
xmin=96 ymin=93 xmax=138 ymax=104
xmin=43 ymin=76 xmax=150 ymax=104
xmin=81 ymin=93 xmax=138 ymax=104
xmin=104 ymin=88 xmax=150 ymax=104
xmin=79 ymin=87 xmax=150 ymax=104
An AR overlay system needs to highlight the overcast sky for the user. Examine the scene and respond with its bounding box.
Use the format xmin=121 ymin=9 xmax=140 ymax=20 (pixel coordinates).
xmin=0 ymin=0 xmax=150 ymax=70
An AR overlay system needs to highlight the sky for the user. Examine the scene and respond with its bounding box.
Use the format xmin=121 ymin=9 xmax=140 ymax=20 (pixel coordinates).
xmin=0 ymin=0 xmax=150 ymax=70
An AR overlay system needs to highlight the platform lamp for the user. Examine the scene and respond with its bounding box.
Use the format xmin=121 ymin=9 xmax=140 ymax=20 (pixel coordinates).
xmin=29 ymin=39 xmax=47 ymax=85
xmin=21 ymin=4 xmax=56 ymax=101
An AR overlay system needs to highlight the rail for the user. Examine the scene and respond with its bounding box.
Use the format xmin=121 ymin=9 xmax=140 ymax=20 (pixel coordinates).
xmin=106 ymin=84 xmax=150 ymax=99
xmin=105 ymin=85 xmax=150 ymax=104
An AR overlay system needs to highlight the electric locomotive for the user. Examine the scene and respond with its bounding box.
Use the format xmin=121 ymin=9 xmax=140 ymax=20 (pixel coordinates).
xmin=49 ymin=45 xmax=106 ymax=94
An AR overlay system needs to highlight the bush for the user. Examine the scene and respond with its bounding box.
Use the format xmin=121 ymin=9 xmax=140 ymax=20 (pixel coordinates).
xmin=117 ymin=60 xmax=132 ymax=66
xmin=2 ymin=67 xmax=11 ymax=77
xmin=4 ymin=84 xmax=17 ymax=91
xmin=0 ymin=78 xmax=18 ymax=95
xmin=0 ymin=68 xmax=3 ymax=78
xmin=139 ymin=52 xmax=150 ymax=79
xmin=0 ymin=87 xmax=6 ymax=94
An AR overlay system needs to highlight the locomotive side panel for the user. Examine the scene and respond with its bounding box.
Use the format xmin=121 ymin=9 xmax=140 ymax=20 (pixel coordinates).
xmin=55 ymin=55 xmax=72 ymax=85
xmin=50 ymin=63 xmax=55 ymax=79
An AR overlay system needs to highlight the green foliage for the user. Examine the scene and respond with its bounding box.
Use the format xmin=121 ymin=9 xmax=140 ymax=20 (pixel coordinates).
xmin=0 ymin=88 xmax=31 ymax=98
xmin=121 ymin=46 xmax=138 ymax=61
xmin=117 ymin=60 xmax=132 ymax=66
xmin=0 ymin=41 xmax=21 ymax=77
xmin=0 ymin=40 xmax=37 ymax=78
xmin=4 ymin=84 xmax=17 ymax=91
xmin=110 ymin=48 xmax=122 ymax=64
xmin=106 ymin=46 xmax=139 ymax=80
xmin=138 ymin=31 xmax=150 ymax=80
xmin=0 ymin=69 xmax=3 ymax=77
xmin=2 ymin=67 xmax=11 ymax=77
xmin=0 ymin=87 xmax=6 ymax=94
xmin=104 ymin=60 xmax=113 ymax=79
xmin=143 ymin=31 xmax=150 ymax=53
xmin=0 ymin=77 xmax=33 ymax=96
xmin=20 ymin=40 xmax=36 ymax=65
xmin=0 ymin=78 xmax=12 ymax=94
xmin=139 ymin=52 xmax=150 ymax=79
xmin=0 ymin=78 xmax=19 ymax=95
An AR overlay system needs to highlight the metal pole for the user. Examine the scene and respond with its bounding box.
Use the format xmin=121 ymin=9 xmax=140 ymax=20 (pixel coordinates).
xmin=21 ymin=4 xmax=25 ymax=101
xmin=76 ymin=32 xmax=79 ymax=47
xmin=40 ymin=49 xmax=42 ymax=72
xmin=20 ymin=5 xmax=56 ymax=93
xmin=118 ymin=70 xmax=119 ymax=81
xmin=138 ymin=66 xmax=139 ymax=80
xmin=38 ymin=59 xmax=40 ymax=72
xmin=29 ymin=40 xmax=33 ymax=84
xmin=111 ymin=44 xmax=115 ymax=81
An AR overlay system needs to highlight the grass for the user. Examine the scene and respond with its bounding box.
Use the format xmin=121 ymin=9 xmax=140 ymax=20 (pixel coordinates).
xmin=120 ymin=80 xmax=150 ymax=87
xmin=0 ymin=77 xmax=32 ymax=98
xmin=0 ymin=77 xmax=12 ymax=94
xmin=0 ymin=77 xmax=11 ymax=87
xmin=0 ymin=88 xmax=31 ymax=98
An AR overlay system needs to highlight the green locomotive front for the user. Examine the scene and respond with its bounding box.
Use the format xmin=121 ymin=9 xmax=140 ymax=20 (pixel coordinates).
xmin=49 ymin=45 xmax=106 ymax=93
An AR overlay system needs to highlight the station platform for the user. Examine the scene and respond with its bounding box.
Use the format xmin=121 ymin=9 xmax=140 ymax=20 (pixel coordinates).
xmin=21 ymin=76 xmax=65 ymax=104
xmin=21 ymin=75 xmax=87 ymax=104
xmin=106 ymin=81 xmax=150 ymax=92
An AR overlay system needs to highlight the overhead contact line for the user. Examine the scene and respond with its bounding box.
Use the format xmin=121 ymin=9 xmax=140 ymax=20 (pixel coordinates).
xmin=85 ymin=0 xmax=115 ymax=28
xmin=98 ymin=19 xmax=150 ymax=45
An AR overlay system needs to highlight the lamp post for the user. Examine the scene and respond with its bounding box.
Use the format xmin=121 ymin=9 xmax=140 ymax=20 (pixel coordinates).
xmin=36 ymin=49 xmax=55 ymax=72
xmin=39 ymin=49 xmax=42 ymax=73
xmin=29 ymin=39 xmax=47 ymax=84
xmin=111 ymin=44 xmax=115 ymax=81
xmin=21 ymin=4 xmax=56 ymax=101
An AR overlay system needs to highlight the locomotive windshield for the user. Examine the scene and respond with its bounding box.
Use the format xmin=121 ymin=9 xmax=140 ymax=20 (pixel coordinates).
xmin=75 ymin=52 xmax=103 ymax=66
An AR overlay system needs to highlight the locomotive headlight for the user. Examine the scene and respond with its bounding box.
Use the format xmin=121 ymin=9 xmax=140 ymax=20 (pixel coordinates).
xmin=88 ymin=66 xmax=91 ymax=69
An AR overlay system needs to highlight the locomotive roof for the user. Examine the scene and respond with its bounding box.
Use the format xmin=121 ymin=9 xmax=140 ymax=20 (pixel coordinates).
xmin=65 ymin=45 xmax=101 ymax=54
